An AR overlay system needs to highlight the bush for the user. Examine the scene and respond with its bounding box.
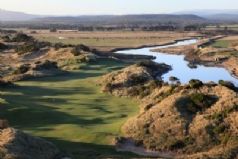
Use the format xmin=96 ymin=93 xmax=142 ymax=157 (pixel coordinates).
xmin=169 ymin=76 xmax=179 ymax=82
xmin=189 ymin=79 xmax=203 ymax=88
xmin=33 ymin=60 xmax=58 ymax=70
xmin=169 ymin=139 xmax=186 ymax=150
xmin=1 ymin=35 xmax=11 ymax=42
xmin=176 ymin=93 xmax=217 ymax=115
xmin=218 ymin=80 xmax=236 ymax=90
xmin=13 ymin=64 xmax=31 ymax=74
xmin=0 ymin=43 xmax=8 ymax=50
xmin=128 ymin=74 xmax=150 ymax=86
xmin=76 ymin=54 xmax=96 ymax=63
xmin=15 ymin=42 xmax=40 ymax=55
xmin=210 ymin=105 xmax=238 ymax=122
xmin=189 ymin=93 xmax=217 ymax=112
xmin=15 ymin=41 xmax=49 ymax=55
xmin=54 ymin=43 xmax=65 ymax=50
xmin=11 ymin=33 xmax=34 ymax=42
xmin=71 ymin=44 xmax=91 ymax=56
xmin=136 ymin=60 xmax=159 ymax=71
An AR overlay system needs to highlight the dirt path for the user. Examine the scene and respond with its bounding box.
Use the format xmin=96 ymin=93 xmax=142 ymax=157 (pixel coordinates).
xmin=116 ymin=139 xmax=175 ymax=159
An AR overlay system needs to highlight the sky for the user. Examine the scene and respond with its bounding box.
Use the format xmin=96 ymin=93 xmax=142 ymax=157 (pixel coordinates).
xmin=0 ymin=0 xmax=238 ymax=15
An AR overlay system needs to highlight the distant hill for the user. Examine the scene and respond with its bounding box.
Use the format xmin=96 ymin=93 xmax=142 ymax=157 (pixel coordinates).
xmin=0 ymin=9 xmax=40 ymax=21
xmin=205 ymin=14 xmax=238 ymax=21
xmin=0 ymin=8 xmax=207 ymax=26
xmin=34 ymin=14 xmax=206 ymax=25
xmin=175 ymin=9 xmax=238 ymax=22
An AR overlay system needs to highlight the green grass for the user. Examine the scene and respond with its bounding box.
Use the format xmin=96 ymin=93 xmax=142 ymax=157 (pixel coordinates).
xmin=212 ymin=40 xmax=231 ymax=48
xmin=0 ymin=59 xmax=140 ymax=159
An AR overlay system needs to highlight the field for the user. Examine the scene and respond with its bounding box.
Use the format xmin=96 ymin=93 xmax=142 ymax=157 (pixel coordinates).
xmin=212 ymin=36 xmax=238 ymax=48
xmin=212 ymin=40 xmax=232 ymax=48
xmin=0 ymin=59 xmax=139 ymax=158
xmin=27 ymin=30 xmax=198 ymax=51
xmin=205 ymin=24 xmax=238 ymax=31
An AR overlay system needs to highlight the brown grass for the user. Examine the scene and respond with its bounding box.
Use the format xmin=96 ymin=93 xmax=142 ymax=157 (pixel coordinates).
xmin=27 ymin=30 xmax=199 ymax=51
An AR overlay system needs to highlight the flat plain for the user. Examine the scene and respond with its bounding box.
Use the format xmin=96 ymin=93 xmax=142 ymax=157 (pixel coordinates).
xmin=29 ymin=30 xmax=199 ymax=51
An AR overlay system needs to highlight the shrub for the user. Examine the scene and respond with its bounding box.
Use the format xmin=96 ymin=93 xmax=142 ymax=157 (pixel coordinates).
xmin=1 ymin=35 xmax=11 ymax=42
xmin=218 ymin=80 xmax=236 ymax=90
xmin=210 ymin=105 xmax=238 ymax=122
xmin=15 ymin=41 xmax=49 ymax=55
xmin=176 ymin=93 xmax=217 ymax=115
xmin=189 ymin=79 xmax=203 ymax=88
xmin=33 ymin=60 xmax=58 ymax=70
xmin=11 ymin=33 xmax=34 ymax=42
xmin=127 ymin=74 xmax=151 ymax=87
xmin=127 ymin=86 xmax=145 ymax=97
xmin=0 ymin=43 xmax=8 ymax=50
xmin=78 ymin=54 xmax=96 ymax=63
xmin=71 ymin=44 xmax=91 ymax=56
xmin=13 ymin=64 xmax=31 ymax=74
xmin=169 ymin=76 xmax=179 ymax=82
xmin=206 ymin=123 xmax=229 ymax=145
xmin=136 ymin=60 xmax=159 ymax=71
xmin=190 ymin=93 xmax=217 ymax=111
xmin=169 ymin=139 xmax=186 ymax=150
xmin=54 ymin=43 xmax=65 ymax=50
xmin=136 ymin=60 xmax=171 ymax=77
xmin=147 ymin=80 xmax=162 ymax=90
xmin=213 ymin=123 xmax=227 ymax=134
xmin=15 ymin=42 xmax=40 ymax=55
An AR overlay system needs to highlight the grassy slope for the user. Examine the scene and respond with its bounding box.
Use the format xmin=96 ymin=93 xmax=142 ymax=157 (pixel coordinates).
xmin=0 ymin=59 xmax=139 ymax=158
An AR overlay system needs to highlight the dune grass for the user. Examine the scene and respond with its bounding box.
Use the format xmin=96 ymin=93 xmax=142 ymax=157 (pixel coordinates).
xmin=0 ymin=59 xmax=139 ymax=158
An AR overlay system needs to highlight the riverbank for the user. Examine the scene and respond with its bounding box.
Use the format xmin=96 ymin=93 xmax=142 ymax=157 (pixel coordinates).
xmin=151 ymin=36 xmax=238 ymax=80
xmin=115 ymin=38 xmax=238 ymax=85
xmin=109 ymin=37 xmax=200 ymax=52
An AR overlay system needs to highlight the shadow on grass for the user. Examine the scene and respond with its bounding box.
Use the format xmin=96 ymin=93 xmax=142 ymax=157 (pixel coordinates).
xmin=17 ymin=58 xmax=128 ymax=83
xmin=0 ymin=85 xmax=106 ymax=130
xmin=0 ymin=58 xmax=138 ymax=158
xmin=45 ymin=137 xmax=146 ymax=159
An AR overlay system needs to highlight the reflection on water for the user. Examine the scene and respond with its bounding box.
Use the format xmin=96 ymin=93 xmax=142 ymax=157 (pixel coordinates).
xmin=115 ymin=39 xmax=238 ymax=86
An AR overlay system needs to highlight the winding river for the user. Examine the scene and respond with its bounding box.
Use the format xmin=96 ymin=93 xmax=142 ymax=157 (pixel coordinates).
xmin=115 ymin=39 xmax=238 ymax=86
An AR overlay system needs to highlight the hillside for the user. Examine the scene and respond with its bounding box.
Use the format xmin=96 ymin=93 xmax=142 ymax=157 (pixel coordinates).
xmin=0 ymin=9 xmax=39 ymax=21
xmin=0 ymin=8 xmax=207 ymax=24
xmin=34 ymin=14 xmax=206 ymax=25
xmin=175 ymin=9 xmax=238 ymax=22
xmin=100 ymin=63 xmax=238 ymax=158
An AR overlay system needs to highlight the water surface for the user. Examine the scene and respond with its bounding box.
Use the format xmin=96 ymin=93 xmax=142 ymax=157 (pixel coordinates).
xmin=115 ymin=39 xmax=238 ymax=86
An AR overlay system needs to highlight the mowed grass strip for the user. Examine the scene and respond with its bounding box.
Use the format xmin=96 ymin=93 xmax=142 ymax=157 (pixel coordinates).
xmin=0 ymin=59 xmax=139 ymax=158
